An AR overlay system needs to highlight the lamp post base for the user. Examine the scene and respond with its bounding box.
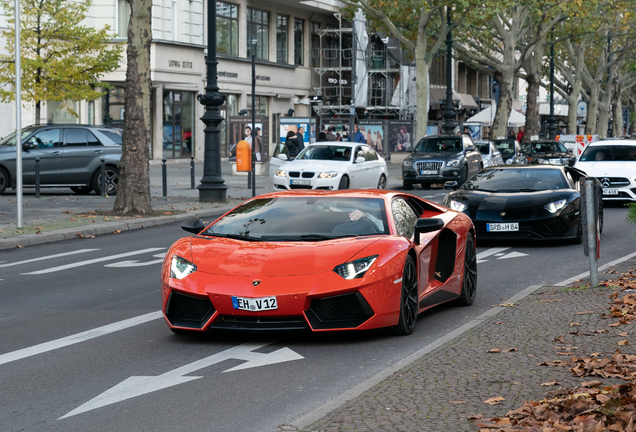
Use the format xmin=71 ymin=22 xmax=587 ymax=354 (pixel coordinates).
xmin=198 ymin=182 xmax=227 ymax=202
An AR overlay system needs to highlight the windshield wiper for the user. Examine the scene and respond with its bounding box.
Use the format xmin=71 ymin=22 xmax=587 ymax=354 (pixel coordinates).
xmin=199 ymin=232 xmax=261 ymax=241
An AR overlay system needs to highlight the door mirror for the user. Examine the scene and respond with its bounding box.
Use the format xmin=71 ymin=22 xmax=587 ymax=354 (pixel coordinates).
xmin=22 ymin=142 xmax=35 ymax=150
xmin=277 ymin=153 xmax=288 ymax=161
xmin=465 ymin=145 xmax=476 ymax=152
xmin=443 ymin=181 xmax=459 ymax=190
xmin=355 ymin=156 xmax=366 ymax=163
xmin=413 ymin=218 xmax=445 ymax=245
xmin=181 ymin=218 xmax=205 ymax=234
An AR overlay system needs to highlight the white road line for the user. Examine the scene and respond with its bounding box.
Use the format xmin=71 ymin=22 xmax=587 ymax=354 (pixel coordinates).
xmin=0 ymin=249 xmax=100 ymax=269
xmin=0 ymin=311 xmax=163 ymax=367
xmin=21 ymin=248 xmax=166 ymax=275
xmin=476 ymin=247 xmax=510 ymax=263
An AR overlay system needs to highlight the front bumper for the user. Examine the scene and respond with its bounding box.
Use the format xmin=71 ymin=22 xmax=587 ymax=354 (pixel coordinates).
xmin=402 ymin=166 xmax=462 ymax=184
xmin=273 ymin=173 xmax=341 ymax=190
xmin=597 ymin=178 xmax=636 ymax=201
xmin=473 ymin=213 xmax=579 ymax=240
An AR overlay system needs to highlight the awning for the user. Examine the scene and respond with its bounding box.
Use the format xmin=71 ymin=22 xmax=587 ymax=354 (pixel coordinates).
xmin=429 ymin=88 xmax=478 ymax=110
xmin=457 ymin=93 xmax=479 ymax=111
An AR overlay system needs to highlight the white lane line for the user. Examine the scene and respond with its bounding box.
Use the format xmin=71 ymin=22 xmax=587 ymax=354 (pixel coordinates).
xmin=476 ymin=247 xmax=510 ymax=263
xmin=0 ymin=311 xmax=163 ymax=367
xmin=104 ymin=253 xmax=166 ymax=268
xmin=555 ymin=251 xmax=636 ymax=287
xmin=0 ymin=249 xmax=100 ymax=269
xmin=21 ymin=248 xmax=166 ymax=275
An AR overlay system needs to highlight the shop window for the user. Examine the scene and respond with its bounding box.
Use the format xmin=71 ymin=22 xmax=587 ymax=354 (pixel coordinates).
xmin=102 ymin=86 xmax=125 ymax=128
xmin=163 ymin=90 xmax=195 ymax=159
xmin=247 ymin=8 xmax=269 ymax=60
xmin=217 ymin=1 xmax=238 ymax=56
xmin=246 ymin=95 xmax=268 ymax=116
xmin=47 ymin=100 xmax=80 ymax=124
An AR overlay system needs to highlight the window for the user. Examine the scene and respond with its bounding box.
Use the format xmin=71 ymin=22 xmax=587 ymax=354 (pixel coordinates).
xmin=116 ymin=0 xmax=130 ymax=38
xmin=276 ymin=15 xmax=288 ymax=63
xmin=216 ymin=1 xmax=238 ymax=56
xmin=65 ymin=129 xmax=88 ymax=146
xmin=294 ymin=18 xmax=304 ymax=66
xmin=392 ymin=198 xmax=418 ymax=239
xmin=28 ymin=129 xmax=61 ymax=148
xmin=311 ymin=22 xmax=320 ymax=67
xmin=247 ymin=95 xmax=268 ymax=116
xmin=247 ymin=8 xmax=269 ymax=60
xmin=172 ymin=1 xmax=178 ymax=41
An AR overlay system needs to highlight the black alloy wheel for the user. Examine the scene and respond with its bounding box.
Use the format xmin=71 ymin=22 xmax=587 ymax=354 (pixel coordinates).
xmin=377 ymin=174 xmax=387 ymax=189
xmin=338 ymin=175 xmax=349 ymax=190
xmin=92 ymin=166 xmax=119 ymax=195
xmin=455 ymin=233 xmax=477 ymax=306
xmin=0 ymin=167 xmax=8 ymax=195
xmin=394 ymin=255 xmax=418 ymax=335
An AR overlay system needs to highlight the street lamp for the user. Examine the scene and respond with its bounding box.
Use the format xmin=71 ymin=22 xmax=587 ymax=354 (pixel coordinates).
xmin=441 ymin=8 xmax=457 ymax=135
xmin=197 ymin=0 xmax=227 ymax=202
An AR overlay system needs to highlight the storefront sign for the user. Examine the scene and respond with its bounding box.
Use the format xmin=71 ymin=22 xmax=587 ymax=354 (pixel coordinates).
xmin=256 ymin=75 xmax=271 ymax=81
xmin=219 ymin=71 xmax=238 ymax=78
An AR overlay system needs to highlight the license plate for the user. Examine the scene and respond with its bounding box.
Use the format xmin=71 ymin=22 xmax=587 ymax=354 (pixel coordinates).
xmin=290 ymin=179 xmax=311 ymax=185
xmin=603 ymin=188 xmax=619 ymax=195
xmin=232 ymin=296 xmax=278 ymax=311
xmin=487 ymin=223 xmax=519 ymax=232
xmin=420 ymin=170 xmax=438 ymax=175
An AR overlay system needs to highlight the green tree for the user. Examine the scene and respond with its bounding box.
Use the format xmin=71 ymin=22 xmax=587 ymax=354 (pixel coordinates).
xmin=0 ymin=0 xmax=122 ymax=124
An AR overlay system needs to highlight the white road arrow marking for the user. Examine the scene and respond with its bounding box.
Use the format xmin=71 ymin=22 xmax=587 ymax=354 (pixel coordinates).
xmin=60 ymin=341 xmax=304 ymax=419
xmin=104 ymin=253 xmax=166 ymax=268
xmin=0 ymin=249 xmax=99 ymax=269
xmin=476 ymin=247 xmax=510 ymax=263
xmin=497 ymin=251 xmax=529 ymax=260
xmin=22 ymin=248 xmax=165 ymax=275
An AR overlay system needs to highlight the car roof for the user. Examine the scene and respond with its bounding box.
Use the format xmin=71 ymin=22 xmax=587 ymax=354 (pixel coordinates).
xmin=309 ymin=141 xmax=358 ymax=148
xmin=484 ymin=164 xmax=565 ymax=171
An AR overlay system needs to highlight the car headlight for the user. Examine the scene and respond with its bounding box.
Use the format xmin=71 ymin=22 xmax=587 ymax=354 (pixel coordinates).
xmin=333 ymin=255 xmax=378 ymax=280
xmin=537 ymin=158 xmax=549 ymax=164
xmin=275 ymin=169 xmax=286 ymax=177
xmin=544 ymin=199 xmax=567 ymax=213
xmin=447 ymin=159 xmax=461 ymax=167
xmin=402 ymin=159 xmax=412 ymax=166
xmin=319 ymin=171 xmax=339 ymax=179
xmin=170 ymin=255 xmax=197 ymax=279
xmin=505 ymin=158 xmax=514 ymax=164
xmin=449 ymin=200 xmax=467 ymax=212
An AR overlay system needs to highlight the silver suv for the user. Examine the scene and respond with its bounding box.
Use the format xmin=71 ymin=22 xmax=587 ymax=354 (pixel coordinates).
xmin=0 ymin=124 xmax=122 ymax=195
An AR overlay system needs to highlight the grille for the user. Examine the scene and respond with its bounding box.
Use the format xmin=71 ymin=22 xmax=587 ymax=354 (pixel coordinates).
xmin=209 ymin=316 xmax=308 ymax=331
xmin=165 ymin=291 xmax=215 ymax=329
xmin=289 ymin=184 xmax=313 ymax=189
xmin=434 ymin=229 xmax=457 ymax=283
xmin=289 ymin=172 xmax=300 ymax=178
xmin=598 ymin=177 xmax=630 ymax=187
xmin=301 ymin=172 xmax=315 ymax=178
xmin=306 ymin=292 xmax=374 ymax=330
xmin=415 ymin=161 xmax=443 ymax=172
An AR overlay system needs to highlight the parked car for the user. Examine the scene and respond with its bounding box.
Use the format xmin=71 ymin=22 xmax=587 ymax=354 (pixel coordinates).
xmin=163 ymin=190 xmax=477 ymax=335
xmin=273 ymin=142 xmax=387 ymax=190
xmin=492 ymin=139 xmax=528 ymax=164
xmin=443 ymin=165 xmax=603 ymax=243
xmin=402 ymin=134 xmax=482 ymax=190
xmin=0 ymin=124 xmax=122 ymax=195
xmin=574 ymin=139 xmax=636 ymax=200
xmin=474 ymin=140 xmax=504 ymax=168
xmin=520 ymin=140 xmax=575 ymax=166
xmin=269 ymin=142 xmax=291 ymax=180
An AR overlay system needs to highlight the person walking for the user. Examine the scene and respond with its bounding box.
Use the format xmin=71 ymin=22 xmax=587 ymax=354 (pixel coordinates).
xmin=285 ymin=131 xmax=301 ymax=159
xmin=325 ymin=126 xmax=336 ymax=141
xmin=297 ymin=126 xmax=306 ymax=152
xmin=517 ymin=126 xmax=525 ymax=142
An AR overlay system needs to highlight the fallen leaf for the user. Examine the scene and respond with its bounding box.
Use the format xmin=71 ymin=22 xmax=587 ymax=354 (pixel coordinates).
xmin=113 ymin=230 xmax=122 ymax=234
xmin=484 ymin=396 xmax=505 ymax=405
xmin=609 ymin=323 xmax=621 ymax=327
xmin=16 ymin=244 xmax=23 ymax=248
xmin=495 ymin=321 xmax=505 ymax=325
xmin=449 ymin=401 xmax=466 ymax=404
xmin=502 ymin=348 xmax=517 ymax=353
xmin=581 ymin=380 xmax=601 ymax=387
xmin=69 ymin=217 xmax=76 ymax=221
xmin=540 ymin=299 xmax=563 ymax=303
xmin=570 ymin=322 xmax=580 ymax=326
xmin=487 ymin=349 xmax=501 ymax=353
xmin=577 ymin=311 xmax=596 ymax=315
xmin=619 ymin=332 xmax=628 ymax=337
xmin=619 ymin=340 xmax=629 ymax=346
xmin=492 ymin=303 xmax=515 ymax=308
xmin=76 ymin=233 xmax=84 ymax=238
xmin=541 ymin=381 xmax=560 ymax=386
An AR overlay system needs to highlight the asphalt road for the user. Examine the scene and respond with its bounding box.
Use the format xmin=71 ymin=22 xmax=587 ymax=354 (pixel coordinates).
xmin=0 ymin=193 xmax=633 ymax=432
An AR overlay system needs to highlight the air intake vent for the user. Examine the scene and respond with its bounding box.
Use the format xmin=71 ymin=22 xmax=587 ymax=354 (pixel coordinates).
xmin=434 ymin=229 xmax=457 ymax=283
xmin=306 ymin=292 xmax=374 ymax=330
xmin=165 ymin=291 xmax=215 ymax=329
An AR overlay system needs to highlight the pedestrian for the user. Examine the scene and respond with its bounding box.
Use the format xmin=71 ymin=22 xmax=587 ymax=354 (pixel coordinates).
xmin=318 ymin=128 xmax=327 ymax=141
xmin=325 ymin=126 xmax=336 ymax=141
xmin=352 ymin=125 xmax=365 ymax=143
xmin=517 ymin=126 xmax=525 ymax=142
xmin=285 ymin=130 xmax=301 ymax=159
xmin=508 ymin=130 xmax=516 ymax=139
xmin=297 ymin=126 xmax=305 ymax=152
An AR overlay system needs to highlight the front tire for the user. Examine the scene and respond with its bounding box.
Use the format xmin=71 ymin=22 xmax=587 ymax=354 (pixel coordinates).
xmin=377 ymin=174 xmax=386 ymax=189
xmin=338 ymin=175 xmax=349 ymax=190
xmin=71 ymin=186 xmax=92 ymax=195
xmin=455 ymin=233 xmax=477 ymax=306
xmin=574 ymin=217 xmax=583 ymax=244
xmin=403 ymin=180 xmax=413 ymax=190
xmin=0 ymin=166 xmax=8 ymax=195
xmin=394 ymin=255 xmax=418 ymax=335
xmin=92 ymin=166 xmax=119 ymax=195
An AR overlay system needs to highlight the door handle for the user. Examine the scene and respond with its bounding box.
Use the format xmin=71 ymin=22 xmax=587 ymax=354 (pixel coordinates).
xmin=94 ymin=150 xmax=103 ymax=154
xmin=51 ymin=151 xmax=60 ymax=156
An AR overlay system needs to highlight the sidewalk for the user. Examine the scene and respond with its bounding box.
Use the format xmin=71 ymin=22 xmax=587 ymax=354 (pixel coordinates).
xmin=284 ymin=254 xmax=636 ymax=432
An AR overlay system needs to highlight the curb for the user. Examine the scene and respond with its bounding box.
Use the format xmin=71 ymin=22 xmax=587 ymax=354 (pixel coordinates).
xmin=0 ymin=207 xmax=232 ymax=251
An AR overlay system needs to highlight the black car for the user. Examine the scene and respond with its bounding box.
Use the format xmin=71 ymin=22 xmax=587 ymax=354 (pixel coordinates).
xmin=492 ymin=139 xmax=527 ymax=164
xmin=442 ymin=165 xmax=603 ymax=243
xmin=520 ymin=140 xmax=576 ymax=166
xmin=0 ymin=124 xmax=122 ymax=195
xmin=402 ymin=134 xmax=482 ymax=190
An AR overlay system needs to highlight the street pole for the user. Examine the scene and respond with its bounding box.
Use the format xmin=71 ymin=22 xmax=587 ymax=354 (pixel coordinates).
xmin=584 ymin=179 xmax=599 ymax=286
xmin=441 ymin=8 xmax=456 ymax=135
xmin=15 ymin=0 xmax=22 ymax=228
xmin=251 ymin=47 xmax=256 ymax=198
xmin=197 ymin=0 xmax=227 ymax=202
xmin=547 ymin=42 xmax=557 ymax=140
xmin=349 ymin=17 xmax=356 ymax=141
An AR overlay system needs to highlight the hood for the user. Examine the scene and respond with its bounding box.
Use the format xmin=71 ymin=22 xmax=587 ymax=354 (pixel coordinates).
xmin=575 ymin=161 xmax=636 ymax=177
xmin=190 ymin=236 xmax=384 ymax=276
xmin=280 ymin=159 xmax=349 ymax=173
xmin=411 ymin=151 xmax=462 ymax=161
xmin=532 ymin=151 xmax=572 ymax=159
xmin=449 ymin=190 xmax=576 ymax=221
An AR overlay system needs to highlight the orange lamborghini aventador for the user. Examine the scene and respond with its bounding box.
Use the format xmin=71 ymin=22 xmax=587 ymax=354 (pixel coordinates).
xmin=161 ymin=190 xmax=476 ymax=336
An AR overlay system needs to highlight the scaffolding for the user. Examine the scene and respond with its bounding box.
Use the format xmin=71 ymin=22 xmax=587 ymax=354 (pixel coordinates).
xmin=311 ymin=21 xmax=411 ymax=119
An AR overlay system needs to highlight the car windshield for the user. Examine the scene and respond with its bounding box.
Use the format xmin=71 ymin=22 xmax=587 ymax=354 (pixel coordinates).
xmin=414 ymin=138 xmax=462 ymax=152
xmin=462 ymin=168 xmax=569 ymax=192
xmin=579 ymin=145 xmax=636 ymax=162
xmin=296 ymin=145 xmax=352 ymax=161
xmin=202 ymin=197 xmax=389 ymax=240
xmin=475 ymin=142 xmax=491 ymax=155
xmin=0 ymin=128 xmax=37 ymax=147
xmin=530 ymin=141 xmax=568 ymax=154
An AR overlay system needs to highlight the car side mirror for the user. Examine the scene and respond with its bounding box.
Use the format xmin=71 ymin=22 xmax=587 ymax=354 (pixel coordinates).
xmin=277 ymin=153 xmax=288 ymax=161
xmin=443 ymin=181 xmax=459 ymax=190
xmin=181 ymin=218 xmax=205 ymax=234
xmin=466 ymin=145 xmax=476 ymax=152
xmin=413 ymin=218 xmax=445 ymax=245
xmin=22 ymin=142 xmax=35 ymax=150
xmin=355 ymin=156 xmax=365 ymax=163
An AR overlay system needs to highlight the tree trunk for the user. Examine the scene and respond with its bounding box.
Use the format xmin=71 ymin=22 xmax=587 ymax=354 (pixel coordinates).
xmin=492 ymin=70 xmax=514 ymax=139
xmin=35 ymin=100 xmax=40 ymax=125
xmin=415 ymin=41 xmax=429 ymax=137
xmin=613 ymin=92 xmax=622 ymax=137
xmin=113 ymin=0 xmax=152 ymax=214
xmin=524 ymin=74 xmax=540 ymax=142
xmin=566 ymin=88 xmax=579 ymax=135
xmin=585 ymin=84 xmax=600 ymax=135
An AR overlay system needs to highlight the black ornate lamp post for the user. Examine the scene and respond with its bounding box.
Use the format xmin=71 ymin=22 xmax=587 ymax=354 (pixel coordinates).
xmin=197 ymin=0 xmax=227 ymax=202
xmin=546 ymin=42 xmax=557 ymax=140
xmin=441 ymin=8 xmax=457 ymax=135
